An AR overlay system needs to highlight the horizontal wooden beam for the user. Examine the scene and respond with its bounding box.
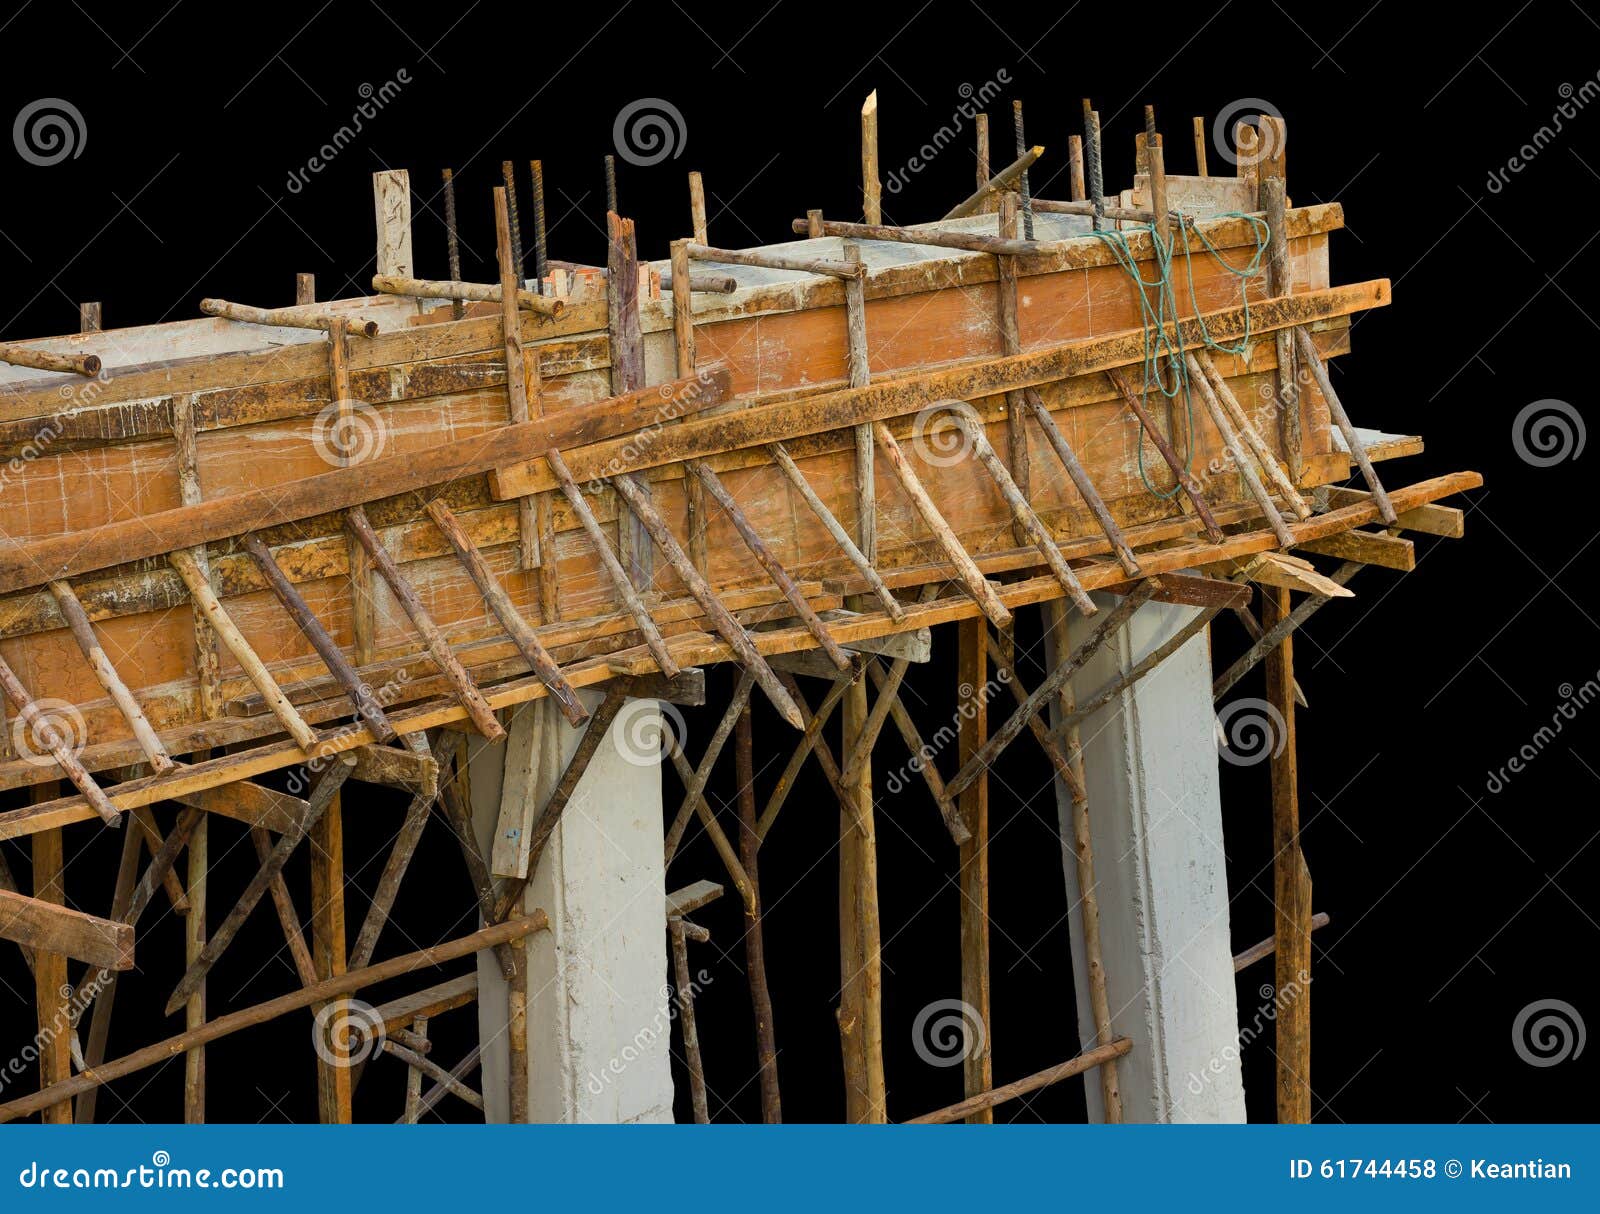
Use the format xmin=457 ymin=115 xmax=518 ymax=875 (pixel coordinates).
xmin=903 ymin=1038 xmax=1133 ymax=1124
xmin=1323 ymin=487 xmax=1464 ymax=538
xmin=1296 ymin=529 xmax=1416 ymax=572
xmin=0 ymin=887 xmax=134 ymax=970
xmin=371 ymin=274 xmax=563 ymax=317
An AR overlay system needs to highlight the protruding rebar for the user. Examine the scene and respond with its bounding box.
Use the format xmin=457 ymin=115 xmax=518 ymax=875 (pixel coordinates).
xmin=442 ymin=167 xmax=464 ymax=320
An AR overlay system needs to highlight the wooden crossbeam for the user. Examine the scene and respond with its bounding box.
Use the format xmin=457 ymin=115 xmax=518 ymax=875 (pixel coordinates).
xmin=199 ymin=298 xmax=378 ymax=336
xmin=163 ymin=755 xmax=355 ymax=1015
xmin=344 ymin=506 xmax=505 ymax=742
xmin=686 ymin=242 xmax=862 ymax=279
xmin=1322 ymin=487 xmax=1462 ymax=537
xmin=371 ymin=274 xmax=563 ymax=316
xmin=242 ymin=533 xmax=398 ymax=743
xmin=0 ymin=887 xmax=132 ymax=970
xmin=1296 ymin=529 xmax=1415 ymax=571
xmin=903 ymin=1038 xmax=1133 ymax=1124
xmin=425 ymin=499 xmax=586 ymax=726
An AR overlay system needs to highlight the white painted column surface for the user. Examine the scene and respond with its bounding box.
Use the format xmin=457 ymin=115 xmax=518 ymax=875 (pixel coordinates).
xmin=471 ymin=692 xmax=674 ymax=1123
xmin=1047 ymin=593 xmax=1246 ymax=1122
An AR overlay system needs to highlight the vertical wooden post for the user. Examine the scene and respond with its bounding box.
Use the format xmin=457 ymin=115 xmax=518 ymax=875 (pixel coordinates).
xmin=1264 ymin=585 xmax=1312 ymax=1123
xmin=838 ymin=676 xmax=886 ymax=1123
xmin=295 ymin=274 xmax=315 ymax=306
xmin=327 ymin=323 xmax=378 ymax=666
xmin=607 ymin=212 xmax=651 ymax=591
xmin=994 ymin=192 xmax=1029 ymax=542
xmin=1068 ymin=135 xmax=1086 ymax=202
xmin=688 ymin=171 xmax=708 ymax=244
xmin=670 ymin=237 xmax=708 ymax=576
xmin=737 ymin=708 xmax=782 ymax=1121
xmin=1262 ymin=175 xmax=1302 ymax=483
xmin=32 ymin=812 xmax=71 ymax=1124
xmin=372 ymin=169 xmax=414 ymax=277
xmin=956 ymin=618 xmax=993 ymax=1122
xmin=843 ymin=244 xmax=875 ymax=565
xmin=861 ymin=90 xmax=881 ymax=223
xmin=184 ymin=817 xmax=207 ymax=1123
xmin=1192 ymin=116 xmax=1209 ymax=176
xmin=310 ymin=789 xmax=353 ymax=1123
xmin=79 ymin=302 xmax=101 ymax=332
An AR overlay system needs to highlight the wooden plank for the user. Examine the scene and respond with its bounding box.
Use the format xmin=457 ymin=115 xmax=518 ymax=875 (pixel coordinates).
xmin=0 ymin=887 xmax=133 ymax=970
xmin=0 ymin=370 xmax=731 ymax=595
xmin=373 ymin=973 xmax=478 ymax=1034
xmin=373 ymin=170 xmax=414 ymax=278
xmin=665 ymin=880 xmax=723 ymax=918
xmin=1295 ymin=529 xmax=1415 ymax=571
xmin=1323 ymin=487 xmax=1463 ymax=538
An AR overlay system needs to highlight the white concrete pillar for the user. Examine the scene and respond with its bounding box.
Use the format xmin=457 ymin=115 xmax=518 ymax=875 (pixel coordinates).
xmin=1048 ymin=593 xmax=1246 ymax=1122
xmin=470 ymin=692 xmax=675 ymax=1123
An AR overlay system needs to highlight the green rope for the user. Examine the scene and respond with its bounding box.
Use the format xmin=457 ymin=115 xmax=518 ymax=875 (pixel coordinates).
xmin=1086 ymin=211 xmax=1270 ymax=498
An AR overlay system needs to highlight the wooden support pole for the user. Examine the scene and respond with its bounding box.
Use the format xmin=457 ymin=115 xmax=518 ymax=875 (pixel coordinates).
xmin=688 ymin=171 xmax=708 ymax=244
xmin=1068 ymin=135 xmax=1086 ymax=201
xmin=31 ymin=823 xmax=71 ymax=1122
xmin=838 ymin=670 xmax=886 ymax=1123
xmin=1292 ymin=326 xmax=1397 ymax=522
xmin=48 ymin=579 xmax=172 ymax=773
xmin=945 ymin=403 xmax=1097 ymax=612
xmin=842 ymin=244 xmax=877 ymax=573
xmin=495 ymin=187 xmax=546 ymax=576
xmin=903 ymin=1038 xmax=1133 ymax=1124
xmin=242 ymin=533 xmax=398 ymax=743
xmin=424 ymin=499 xmax=587 ymax=726
xmin=1264 ymin=584 xmax=1312 ymax=1124
xmin=785 ymin=215 xmax=1045 ymax=257
xmin=1185 ymin=352 xmax=1295 ymax=548
xmin=670 ymin=237 xmax=709 ymax=577
xmin=311 ymin=777 xmax=351 ymax=1124
xmin=545 ymin=450 xmax=680 ymax=679
xmin=373 ymin=168 xmax=413 ymax=277
xmin=1148 ymin=125 xmax=1170 ymax=249
xmin=1235 ymin=912 xmax=1330 ymax=972
xmin=608 ymin=473 xmax=803 ymax=728
xmin=1104 ymin=369 xmax=1224 ymax=541
xmin=1049 ymin=606 xmax=1226 ymax=738
xmin=943 ymin=145 xmax=1045 ymax=220
xmin=1193 ymin=116 xmax=1209 ymax=176
xmin=975 ymin=112 xmax=991 ymax=201
xmin=861 ymin=90 xmax=881 ymax=224
xmin=0 ymin=888 xmax=131 ymax=970
xmin=1013 ymin=100 xmax=1034 ymax=240
xmin=1261 ymin=177 xmax=1301 ymax=481
xmin=168 ymin=548 xmax=321 ymax=754
xmin=1213 ymin=563 xmax=1358 ymax=700
xmin=0 ymin=915 xmax=549 ymax=1123
xmin=251 ymin=826 xmax=318 ymax=987
xmin=872 ymin=423 xmax=1012 ymax=628
xmin=668 ymin=918 xmax=710 ymax=1123
xmin=0 ymin=343 xmax=99 ymax=377
xmin=768 ymin=442 xmax=902 ymax=621
xmin=994 ymin=192 xmax=1030 ymax=533
xmin=79 ymin=301 xmax=102 ymax=332
xmin=753 ymin=676 xmax=850 ymax=842
xmin=956 ymin=617 xmax=993 ymax=1121
xmin=1030 ymin=197 xmax=1160 ymax=224
xmin=609 ymin=212 xmax=651 ymax=592
xmin=946 ymin=584 xmax=1155 ymax=803
xmin=0 ymin=660 xmax=120 ymax=826
xmin=663 ymin=673 xmax=755 ymax=871
xmin=350 ymin=790 xmax=433 ymax=971
xmin=686 ymin=242 xmax=863 ymax=279
xmin=164 ymin=755 xmax=355 ymax=1016
xmin=737 ymin=708 xmax=782 ymax=1122
xmin=864 ymin=661 xmax=969 ymax=844
xmin=687 ymin=460 xmax=852 ymax=671
xmin=184 ymin=810 xmax=207 ymax=1123
xmin=1193 ymin=352 xmax=1311 ymax=518
xmin=343 ymin=507 xmax=505 ymax=742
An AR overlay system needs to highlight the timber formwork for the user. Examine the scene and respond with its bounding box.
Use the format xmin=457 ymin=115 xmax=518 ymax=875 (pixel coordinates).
xmin=0 ymin=98 xmax=1476 ymax=1124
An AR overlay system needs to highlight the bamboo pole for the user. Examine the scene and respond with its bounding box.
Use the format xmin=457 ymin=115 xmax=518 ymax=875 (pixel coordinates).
xmin=343 ymin=507 xmax=506 ymax=742
xmin=0 ymin=915 xmax=550 ymax=1123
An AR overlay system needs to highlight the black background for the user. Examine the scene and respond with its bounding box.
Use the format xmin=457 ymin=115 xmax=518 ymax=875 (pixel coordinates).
xmin=1 ymin=1 xmax=1595 ymax=1125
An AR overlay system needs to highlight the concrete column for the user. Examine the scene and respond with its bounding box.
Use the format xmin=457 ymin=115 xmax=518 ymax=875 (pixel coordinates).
xmin=471 ymin=692 xmax=674 ymax=1123
xmin=1048 ymin=593 xmax=1245 ymax=1122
